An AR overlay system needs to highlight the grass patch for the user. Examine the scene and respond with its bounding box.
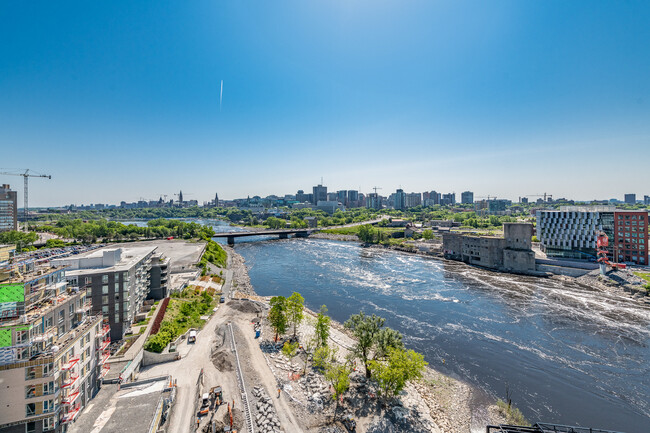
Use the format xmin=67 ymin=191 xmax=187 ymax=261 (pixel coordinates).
xmin=633 ymin=272 xmax=650 ymax=283
xmin=144 ymin=291 xmax=215 ymax=353
xmin=496 ymin=399 xmax=530 ymax=426
xmin=199 ymin=239 xmax=227 ymax=270
xmin=135 ymin=318 xmax=150 ymax=326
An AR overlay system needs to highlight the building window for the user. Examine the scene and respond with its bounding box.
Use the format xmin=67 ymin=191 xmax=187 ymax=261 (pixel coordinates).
xmin=102 ymin=285 xmax=109 ymax=295
xmin=25 ymin=403 xmax=36 ymax=417
xmin=114 ymin=283 xmax=120 ymax=292
xmin=25 ymin=367 xmax=36 ymax=380
xmin=43 ymin=417 xmax=56 ymax=430
xmin=114 ymin=313 xmax=120 ymax=323
xmin=102 ymin=306 xmax=108 ymax=313
xmin=43 ymin=381 xmax=55 ymax=395
xmin=102 ymin=275 xmax=108 ymax=283
xmin=43 ymin=363 xmax=53 ymax=376
xmin=102 ymin=295 xmax=109 ymax=305
xmin=25 ymin=385 xmax=36 ymax=398
xmin=115 ymin=302 xmax=120 ymax=312
xmin=43 ymin=399 xmax=54 ymax=413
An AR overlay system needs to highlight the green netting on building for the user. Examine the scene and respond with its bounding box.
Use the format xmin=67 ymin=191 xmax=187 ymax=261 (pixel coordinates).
xmin=0 ymin=328 xmax=12 ymax=348
xmin=0 ymin=284 xmax=24 ymax=303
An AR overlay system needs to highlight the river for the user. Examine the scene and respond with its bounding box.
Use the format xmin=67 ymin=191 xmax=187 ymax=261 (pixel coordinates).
xmin=122 ymin=219 xmax=650 ymax=431
xmin=232 ymin=237 xmax=649 ymax=433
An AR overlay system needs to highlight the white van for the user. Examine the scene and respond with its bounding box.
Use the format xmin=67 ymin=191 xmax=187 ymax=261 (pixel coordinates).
xmin=188 ymin=330 xmax=197 ymax=343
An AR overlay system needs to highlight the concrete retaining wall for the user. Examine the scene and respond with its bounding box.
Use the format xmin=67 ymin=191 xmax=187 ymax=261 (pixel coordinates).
xmin=536 ymin=264 xmax=591 ymax=277
xmin=142 ymin=350 xmax=180 ymax=366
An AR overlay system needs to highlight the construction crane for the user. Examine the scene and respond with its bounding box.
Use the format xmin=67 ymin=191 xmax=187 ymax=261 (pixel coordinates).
xmin=523 ymin=193 xmax=553 ymax=202
xmin=372 ymin=186 xmax=382 ymax=194
xmin=0 ymin=169 xmax=51 ymax=224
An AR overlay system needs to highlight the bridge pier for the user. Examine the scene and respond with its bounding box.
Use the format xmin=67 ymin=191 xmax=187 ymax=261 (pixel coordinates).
xmin=278 ymin=233 xmax=289 ymax=240
xmin=227 ymin=236 xmax=235 ymax=246
xmin=295 ymin=232 xmax=309 ymax=238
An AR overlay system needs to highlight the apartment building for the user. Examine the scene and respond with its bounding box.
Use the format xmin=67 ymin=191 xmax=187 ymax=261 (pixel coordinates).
xmin=147 ymin=253 xmax=170 ymax=300
xmin=0 ymin=260 xmax=109 ymax=433
xmin=536 ymin=206 xmax=649 ymax=265
xmin=0 ymin=184 xmax=18 ymax=232
xmin=52 ymin=246 xmax=156 ymax=341
xmin=614 ymin=211 xmax=649 ymax=265
xmin=461 ymin=191 xmax=474 ymax=204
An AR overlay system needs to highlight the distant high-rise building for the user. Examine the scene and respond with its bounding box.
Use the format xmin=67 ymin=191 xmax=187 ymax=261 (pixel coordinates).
xmin=442 ymin=193 xmax=455 ymax=206
xmin=336 ymin=190 xmax=348 ymax=205
xmin=214 ymin=193 xmax=219 ymax=207
xmin=347 ymin=190 xmax=359 ymax=207
xmin=0 ymin=184 xmax=18 ymax=232
xmin=366 ymin=193 xmax=382 ymax=210
xmin=296 ymin=190 xmax=310 ymax=203
xmin=520 ymin=197 xmax=529 ymax=204
xmin=312 ymin=184 xmax=327 ymax=205
xmin=405 ymin=192 xmax=422 ymax=208
xmin=645 ymin=195 xmax=650 ymax=205
xmin=461 ymin=191 xmax=474 ymax=204
xmin=394 ymin=189 xmax=406 ymax=210
xmin=624 ymin=194 xmax=636 ymax=205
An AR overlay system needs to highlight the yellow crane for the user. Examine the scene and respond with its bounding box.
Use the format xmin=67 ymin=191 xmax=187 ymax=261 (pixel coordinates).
xmin=0 ymin=169 xmax=52 ymax=225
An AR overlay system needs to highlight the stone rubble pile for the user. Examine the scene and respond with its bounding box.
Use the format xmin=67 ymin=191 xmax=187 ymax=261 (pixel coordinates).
xmin=251 ymin=386 xmax=284 ymax=433
xmin=297 ymin=371 xmax=328 ymax=408
xmin=267 ymin=352 xmax=300 ymax=373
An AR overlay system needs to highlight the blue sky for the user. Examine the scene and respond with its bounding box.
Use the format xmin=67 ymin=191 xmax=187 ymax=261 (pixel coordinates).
xmin=1 ymin=1 xmax=649 ymax=206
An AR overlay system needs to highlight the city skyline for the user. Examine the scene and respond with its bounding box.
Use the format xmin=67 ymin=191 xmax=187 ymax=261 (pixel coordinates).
xmin=2 ymin=1 xmax=650 ymax=206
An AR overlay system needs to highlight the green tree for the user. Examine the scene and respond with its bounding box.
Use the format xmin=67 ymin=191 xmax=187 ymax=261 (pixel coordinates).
xmin=368 ymin=348 xmax=427 ymax=400
xmin=314 ymin=305 xmax=331 ymax=347
xmin=312 ymin=345 xmax=338 ymax=370
xmin=281 ymin=341 xmax=300 ymax=367
xmin=268 ymin=296 xmax=288 ymax=341
xmin=422 ymin=229 xmax=433 ymax=240
xmin=357 ymin=224 xmax=375 ymax=243
xmin=325 ymin=363 xmax=352 ymax=418
xmin=286 ymin=292 xmax=305 ymax=338
xmin=344 ymin=312 xmax=403 ymax=378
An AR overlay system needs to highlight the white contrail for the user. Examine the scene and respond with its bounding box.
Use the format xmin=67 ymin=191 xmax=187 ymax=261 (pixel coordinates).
xmin=220 ymin=80 xmax=223 ymax=111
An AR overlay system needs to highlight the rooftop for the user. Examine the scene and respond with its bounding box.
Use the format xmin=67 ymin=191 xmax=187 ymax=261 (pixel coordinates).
xmin=54 ymin=245 xmax=157 ymax=276
xmin=68 ymin=376 xmax=172 ymax=433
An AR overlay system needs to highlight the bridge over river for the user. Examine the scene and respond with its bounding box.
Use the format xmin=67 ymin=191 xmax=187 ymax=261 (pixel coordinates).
xmin=212 ymin=229 xmax=316 ymax=245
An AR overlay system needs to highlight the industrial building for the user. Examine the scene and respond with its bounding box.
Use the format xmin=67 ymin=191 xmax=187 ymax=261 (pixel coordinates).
xmin=0 ymin=258 xmax=109 ymax=433
xmin=536 ymin=206 xmax=649 ymax=265
xmin=0 ymin=184 xmax=18 ymax=232
xmin=52 ymin=246 xmax=157 ymax=341
xmin=442 ymin=223 xmax=536 ymax=273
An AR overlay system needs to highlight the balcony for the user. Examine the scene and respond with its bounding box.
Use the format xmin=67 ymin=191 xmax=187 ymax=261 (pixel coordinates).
xmin=62 ymin=390 xmax=80 ymax=406
xmin=99 ymin=351 xmax=110 ymax=365
xmin=60 ymin=358 xmax=79 ymax=371
xmin=61 ymin=406 xmax=81 ymax=424
xmin=99 ymin=325 xmax=110 ymax=338
xmin=61 ymin=374 xmax=79 ymax=388
xmin=98 ymin=337 xmax=110 ymax=351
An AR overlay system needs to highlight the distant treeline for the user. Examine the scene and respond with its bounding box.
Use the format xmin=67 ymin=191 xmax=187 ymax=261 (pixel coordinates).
xmin=32 ymin=218 xmax=215 ymax=244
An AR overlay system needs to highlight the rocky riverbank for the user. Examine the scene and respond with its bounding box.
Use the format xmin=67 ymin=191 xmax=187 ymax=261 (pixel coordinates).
xmin=224 ymin=244 xmax=508 ymax=432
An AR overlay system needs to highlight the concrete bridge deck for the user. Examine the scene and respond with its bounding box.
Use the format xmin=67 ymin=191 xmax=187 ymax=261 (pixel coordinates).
xmin=212 ymin=229 xmax=315 ymax=245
